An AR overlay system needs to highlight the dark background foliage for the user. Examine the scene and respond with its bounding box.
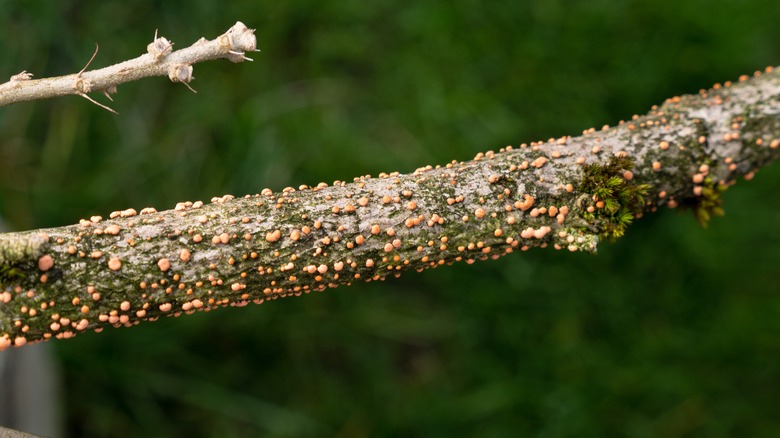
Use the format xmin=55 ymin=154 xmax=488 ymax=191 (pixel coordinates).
xmin=2 ymin=1 xmax=780 ymax=436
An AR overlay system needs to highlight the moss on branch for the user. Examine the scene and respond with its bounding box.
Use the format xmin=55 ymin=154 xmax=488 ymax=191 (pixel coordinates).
xmin=2 ymin=66 xmax=780 ymax=351
xmin=577 ymin=156 xmax=652 ymax=239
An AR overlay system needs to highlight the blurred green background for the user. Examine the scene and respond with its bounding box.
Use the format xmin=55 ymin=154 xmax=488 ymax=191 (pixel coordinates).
xmin=2 ymin=1 xmax=780 ymax=436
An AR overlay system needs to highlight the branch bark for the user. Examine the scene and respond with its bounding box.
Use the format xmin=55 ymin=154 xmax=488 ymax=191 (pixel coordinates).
xmin=0 ymin=22 xmax=256 ymax=110
xmin=1 ymin=57 xmax=779 ymax=350
xmin=0 ymin=425 xmax=44 ymax=438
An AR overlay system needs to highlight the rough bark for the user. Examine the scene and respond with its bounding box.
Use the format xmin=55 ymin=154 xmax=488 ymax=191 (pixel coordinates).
xmin=2 ymin=66 xmax=780 ymax=351
xmin=0 ymin=426 xmax=43 ymax=438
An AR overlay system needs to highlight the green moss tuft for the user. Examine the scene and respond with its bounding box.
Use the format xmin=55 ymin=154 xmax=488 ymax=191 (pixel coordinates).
xmin=691 ymin=177 xmax=728 ymax=228
xmin=578 ymin=156 xmax=651 ymax=240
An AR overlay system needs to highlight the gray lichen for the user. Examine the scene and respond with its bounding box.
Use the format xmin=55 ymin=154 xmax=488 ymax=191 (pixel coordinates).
xmin=2 ymin=66 xmax=780 ymax=351
xmin=0 ymin=233 xmax=49 ymax=267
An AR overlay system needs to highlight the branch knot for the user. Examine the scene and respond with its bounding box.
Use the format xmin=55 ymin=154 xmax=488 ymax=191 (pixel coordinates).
xmin=9 ymin=71 xmax=33 ymax=84
xmin=73 ymin=77 xmax=93 ymax=93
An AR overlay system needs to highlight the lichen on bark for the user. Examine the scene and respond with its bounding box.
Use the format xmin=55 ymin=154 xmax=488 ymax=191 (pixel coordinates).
xmin=0 ymin=233 xmax=49 ymax=267
xmin=2 ymin=66 xmax=780 ymax=351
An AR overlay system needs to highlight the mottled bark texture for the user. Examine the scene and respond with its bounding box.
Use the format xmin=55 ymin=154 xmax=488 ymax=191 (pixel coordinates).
xmin=0 ymin=425 xmax=44 ymax=438
xmin=2 ymin=66 xmax=780 ymax=351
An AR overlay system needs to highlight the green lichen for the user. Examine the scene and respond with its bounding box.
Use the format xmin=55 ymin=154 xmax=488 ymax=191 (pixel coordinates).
xmin=578 ymin=156 xmax=651 ymax=240
xmin=0 ymin=233 xmax=47 ymax=266
xmin=0 ymin=233 xmax=48 ymax=290
xmin=691 ymin=176 xmax=727 ymax=228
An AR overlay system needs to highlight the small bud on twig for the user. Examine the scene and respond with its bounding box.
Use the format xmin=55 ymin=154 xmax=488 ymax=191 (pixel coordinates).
xmin=0 ymin=21 xmax=258 ymax=109
xmin=9 ymin=71 xmax=33 ymax=83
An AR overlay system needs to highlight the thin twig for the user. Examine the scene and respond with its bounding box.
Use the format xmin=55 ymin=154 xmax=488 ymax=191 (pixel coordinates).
xmin=0 ymin=22 xmax=257 ymax=109
xmin=78 ymin=43 xmax=100 ymax=77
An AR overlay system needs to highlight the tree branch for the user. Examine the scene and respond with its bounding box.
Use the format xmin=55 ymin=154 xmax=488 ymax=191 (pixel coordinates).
xmin=0 ymin=425 xmax=44 ymax=438
xmin=1 ymin=52 xmax=779 ymax=350
xmin=0 ymin=22 xmax=257 ymax=110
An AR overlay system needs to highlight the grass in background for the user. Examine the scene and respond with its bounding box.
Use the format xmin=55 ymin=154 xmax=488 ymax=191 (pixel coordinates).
xmin=1 ymin=1 xmax=780 ymax=436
